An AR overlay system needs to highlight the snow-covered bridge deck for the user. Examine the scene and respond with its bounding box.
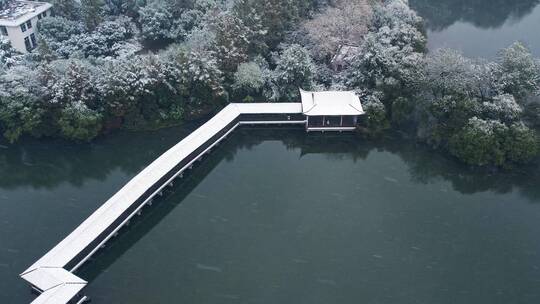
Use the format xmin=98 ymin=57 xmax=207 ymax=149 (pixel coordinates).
xmin=20 ymin=103 xmax=305 ymax=304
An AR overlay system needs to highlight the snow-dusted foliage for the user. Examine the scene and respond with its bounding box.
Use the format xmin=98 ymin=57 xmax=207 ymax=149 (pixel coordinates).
xmin=344 ymin=0 xmax=425 ymax=100
xmin=165 ymin=46 xmax=226 ymax=106
xmin=138 ymin=0 xmax=203 ymax=42
xmin=52 ymin=16 xmax=137 ymax=58
xmin=449 ymin=117 xmax=538 ymax=166
xmin=182 ymin=8 xmax=267 ymax=76
xmin=37 ymin=17 xmax=86 ymax=50
xmin=0 ymin=0 xmax=11 ymax=10
xmin=49 ymin=60 xmax=101 ymax=106
xmin=423 ymin=48 xmax=475 ymax=98
xmin=0 ymin=37 xmax=23 ymax=69
xmin=481 ymin=94 xmax=523 ymax=123
xmin=363 ymin=92 xmax=390 ymax=132
xmin=81 ymin=0 xmax=105 ymax=30
xmin=495 ymin=42 xmax=540 ymax=99
xmin=104 ymin=0 xmax=141 ymax=16
xmin=233 ymin=61 xmax=265 ymax=101
xmin=0 ymin=65 xmax=46 ymax=142
xmin=269 ymin=44 xmax=315 ymax=101
xmin=371 ymin=0 xmax=425 ymax=51
xmin=58 ymin=100 xmax=103 ymax=140
xmin=99 ymin=53 xmax=186 ymax=125
xmin=233 ymin=0 xmax=300 ymax=50
xmin=49 ymin=0 xmax=82 ymax=20
xmin=208 ymin=12 xmax=253 ymax=73
xmin=449 ymin=117 xmax=507 ymax=166
xmin=138 ymin=1 xmax=175 ymax=42
xmin=301 ymin=0 xmax=372 ymax=60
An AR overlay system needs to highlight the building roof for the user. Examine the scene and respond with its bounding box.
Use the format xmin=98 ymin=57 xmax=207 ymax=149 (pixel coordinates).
xmin=300 ymin=89 xmax=364 ymax=116
xmin=0 ymin=1 xmax=51 ymax=27
xmin=331 ymin=45 xmax=361 ymax=67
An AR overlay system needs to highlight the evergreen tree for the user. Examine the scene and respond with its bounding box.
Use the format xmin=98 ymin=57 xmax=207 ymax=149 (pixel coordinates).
xmin=81 ymin=0 xmax=105 ymax=30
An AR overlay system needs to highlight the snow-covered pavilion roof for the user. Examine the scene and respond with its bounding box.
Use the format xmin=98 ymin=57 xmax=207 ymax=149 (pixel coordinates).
xmin=300 ymin=89 xmax=364 ymax=116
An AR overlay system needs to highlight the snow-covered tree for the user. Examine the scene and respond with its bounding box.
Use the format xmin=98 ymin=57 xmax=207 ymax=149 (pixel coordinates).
xmin=423 ymin=48 xmax=474 ymax=98
xmin=81 ymin=0 xmax=105 ymax=30
xmin=0 ymin=65 xmax=45 ymax=142
xmin=301 ymin=0 xmax=372 ymax=61
xmin=481 ymin=94 xmax=523 ymax=123
xmin=233 ymin=61 xmax=265 ymax=101
xmin=420 ymin=95 xmax=480 ymax=148
xmin=50 ymin=60 xmax=101 ymax=108
xmin=54 ymin=16 xmax=137 ymax=58
xmin=58 ymin=100 xmax=103 ymax=140
xmin=344 ymin=0 xmax=425 ymax=101
xmin=99 ymin=53 xmax=185 ymax=126
xmin=138 ymin=1 xmax=175 ymax=42
xmin=270 ymin=44 xmax=315 ymax=102
xmin=345 ymin=33 xmax=424 ymax=100
xmin=38 ymin=17 xmax=86 ymax=43
xmin=470 ymin=60 xmax=499 ymax=101
xmin=0 ymin=0 xmax=11 ymax=10
xmin=104 ymin=0 xmax=141 ymax=16
xmin=138 ymin=0 xmax=202 ymax=42
xmin=495 ymin=42 xmax=540 ymax=100
xmin=449 ymin=117 xmax=506 ymax=166
xmin=449 ymin=117 xmax=538 ymax=166
xmin=48 ymin=0 xmax=82 ymax=20
xmin=0 ymin=37 xmax=23 ymax=69
xmin=504 ymin=122 xmax=539 ymax=163
xmin=371 ymin=0 xmax=426 ymax=52
xmin=234 ymin=0 xmax=301 ymax=50
xmin=166 ymin=46 xmax=225 ymax=107
xmin=363 ymin=92 xmax=390 ymax=132
xmin=209 ymin=12 xmax=252 ymax=74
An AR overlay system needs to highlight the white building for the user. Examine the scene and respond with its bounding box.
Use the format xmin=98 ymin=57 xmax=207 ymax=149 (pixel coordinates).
xmin=0 ymin=0 xmax=52 ymax=53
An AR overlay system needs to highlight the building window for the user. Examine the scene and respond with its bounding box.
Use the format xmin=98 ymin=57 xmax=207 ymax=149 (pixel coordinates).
xmin=26 ymin=20 xmax=32 ymax=29
xmin=30 ymin=33 xmax=37 ymax=48
xmin=20 ymin=23 xmax=27 ymax=32
xmin=0 ymin=26 xmax=7 ymax=36
xmin=24 ymin=37 xmax=32 ymax=51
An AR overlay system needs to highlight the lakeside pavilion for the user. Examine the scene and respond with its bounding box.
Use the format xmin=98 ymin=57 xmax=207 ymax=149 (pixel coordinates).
xmin=20 ymin=90 xmax=366 ymax=304
xmin=300 ymin=89 xmax=365 ymax=131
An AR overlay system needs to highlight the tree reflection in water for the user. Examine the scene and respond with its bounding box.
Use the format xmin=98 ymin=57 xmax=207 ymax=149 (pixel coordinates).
xmin=410 ymin=0 xmax=540 ymax=31
xmin=1 ymin=127 xmax=539 ymax=202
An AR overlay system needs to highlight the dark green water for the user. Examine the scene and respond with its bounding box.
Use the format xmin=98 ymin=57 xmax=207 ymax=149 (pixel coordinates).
xmin=2 ymin=126 xmax=540 ymax=303
xmin=2 ymin=2 xmax=540 ymax=303
xmin=410 ymin=0 xmax=540 ymax=58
